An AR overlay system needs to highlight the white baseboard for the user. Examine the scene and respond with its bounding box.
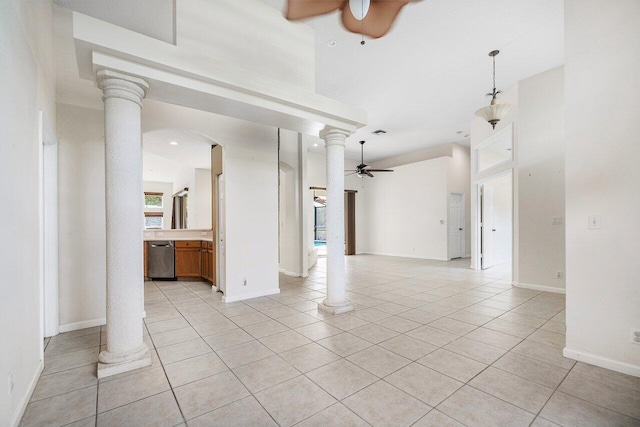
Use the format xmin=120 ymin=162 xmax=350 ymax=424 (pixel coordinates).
xmin=279 ymin=268 xmax=301 ymax=277
xmin=59 ymin=317 xmax=106 ymax=333
xmin=513 ymin=281 xmax=566 ymax=294
xmin=10 ymin=361 xmax=43 ymax=427
xmin=563 ymin=347 xmax=640 ymax=378
xmin=223 ymin=288 xmax=280 ymax=303
xmin=365 ymin=252 xmax=449 ymax=262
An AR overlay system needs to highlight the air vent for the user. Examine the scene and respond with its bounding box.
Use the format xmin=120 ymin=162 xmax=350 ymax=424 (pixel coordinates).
xmin=372 ymin=129 xmax=387 ymax=135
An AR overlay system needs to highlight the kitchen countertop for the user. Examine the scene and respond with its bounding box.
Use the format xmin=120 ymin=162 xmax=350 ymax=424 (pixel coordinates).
xmin=145 ymin=237 xmax=213 ymax=242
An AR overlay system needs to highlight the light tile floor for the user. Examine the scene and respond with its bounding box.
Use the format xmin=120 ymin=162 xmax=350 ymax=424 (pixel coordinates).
xmin=24 ymin=255 xmax=640 ymax=427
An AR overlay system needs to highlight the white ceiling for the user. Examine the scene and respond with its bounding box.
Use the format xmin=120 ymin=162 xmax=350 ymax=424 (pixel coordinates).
xmin=143 ymin=129 xmax=213 ymax=183
xmin=262 ymin=0 xmax=564 ymax=161
xmin=54 ymin=0 xmax=564 ymax=162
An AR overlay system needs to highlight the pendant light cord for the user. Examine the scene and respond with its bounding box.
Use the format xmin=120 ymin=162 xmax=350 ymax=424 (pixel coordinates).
xmin=361 ymin=0 xmax=365 ymax=45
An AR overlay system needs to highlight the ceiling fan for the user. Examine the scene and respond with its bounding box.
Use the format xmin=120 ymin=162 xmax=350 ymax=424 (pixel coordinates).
xmin=346 ymin=141 xmax=394 ymax=178
xmin=285 ymin=0 xmax=420 ymax=40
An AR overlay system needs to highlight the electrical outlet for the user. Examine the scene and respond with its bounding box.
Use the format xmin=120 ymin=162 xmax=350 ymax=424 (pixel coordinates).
xmin=556 ymin=271 xmax=563 ymax=279
xmin=552 ymin=216 xmax=563 ymax=225
xmin=8 ymin=371 xmax=14 ymax=396
xmin=243 ymin=278 xmax=247 ymax=287
xmin=588 ymin=215 xmax=602 ymax=230
xmin=158 ymin=232 xmax=164 ymax=236
xmin=632 ymin=330 xmax=640 ymax=345
xmin=201 ymin=232 xmax=207 ymax=236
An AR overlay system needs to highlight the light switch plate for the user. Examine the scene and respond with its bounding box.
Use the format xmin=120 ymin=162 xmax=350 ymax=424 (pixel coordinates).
xmin=588 ymin=215 xmax=602 ymax=230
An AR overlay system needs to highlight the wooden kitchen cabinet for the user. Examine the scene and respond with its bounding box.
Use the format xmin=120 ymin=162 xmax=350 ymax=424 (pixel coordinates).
xmin=175 ymin=240 xmax=201 ymax=277
xmin=201 ymin=240 xmax=215 ymax=284
xmin=143 ymin=243 xmax=148 ymax=279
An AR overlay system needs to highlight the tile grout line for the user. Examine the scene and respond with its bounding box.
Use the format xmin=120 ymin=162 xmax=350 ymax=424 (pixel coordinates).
xmin=527 ymin=359 xmax=576 ymax=426
xmin=154 ymin=279 xmax=282 ymax=426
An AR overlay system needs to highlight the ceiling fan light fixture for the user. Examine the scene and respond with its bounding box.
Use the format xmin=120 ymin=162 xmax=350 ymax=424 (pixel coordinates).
xmin=475 ymin=50 xmax=512 ymax=129
xmin=349 ymin=0 xmax=370 ymax=20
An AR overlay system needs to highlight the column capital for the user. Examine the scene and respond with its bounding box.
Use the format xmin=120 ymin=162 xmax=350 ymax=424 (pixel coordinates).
xmin=320 ymin=127 xmax=350 ymax=147
xmin=97 ymin=70 xmax=149 ymax=106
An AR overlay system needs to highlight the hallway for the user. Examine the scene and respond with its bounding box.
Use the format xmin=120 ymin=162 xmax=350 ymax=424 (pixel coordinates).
xmin=24 ymin=256 xmax=640 ymax=426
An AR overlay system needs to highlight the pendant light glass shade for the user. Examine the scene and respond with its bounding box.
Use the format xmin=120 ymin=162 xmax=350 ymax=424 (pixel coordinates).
xmin=349 ymin=0 xmax=370 ymax=20
xmin=475 ymin=98 xmax=512 ymax=129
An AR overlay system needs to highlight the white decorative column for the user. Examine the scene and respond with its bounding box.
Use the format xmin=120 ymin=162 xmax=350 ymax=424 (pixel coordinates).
xmin=97 ymin=70 xmax=151 ymax=378
xmin=319 ymin=128 xmax=354 ymax=314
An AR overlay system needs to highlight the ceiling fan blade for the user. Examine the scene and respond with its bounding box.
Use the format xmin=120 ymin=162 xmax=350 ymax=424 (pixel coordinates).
xmin=345 ymin=172 xmax=358 ymax=176
xmin=365 ymin=170 xmax=375 ymax=178
xmin=366 ymin=169 xmax=394 ymax=172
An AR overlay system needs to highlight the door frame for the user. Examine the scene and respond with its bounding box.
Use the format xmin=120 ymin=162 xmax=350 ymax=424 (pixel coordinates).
xmin=309 ymin=186 xmax=357 ymax=256
xmin=38 ymin=111 xmax=59 ymax=357
xmin=473 ymin=169 xmax=514 ymax=271
xmin=447 ymin=192 xmax=465 ymax=260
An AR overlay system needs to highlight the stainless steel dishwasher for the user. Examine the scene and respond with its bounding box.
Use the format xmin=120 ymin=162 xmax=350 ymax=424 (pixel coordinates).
xmin=147 ymin=241 xmax=176 ymax=280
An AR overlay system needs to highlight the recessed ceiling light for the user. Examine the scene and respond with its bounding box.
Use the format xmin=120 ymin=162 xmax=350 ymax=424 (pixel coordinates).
xmin=327 ymin=40 xmax=338 ymax=48
xmin=169 ymin=141 xmax=178 ymax=145
xmin=313 ymin=143 xmax=318 ymax=147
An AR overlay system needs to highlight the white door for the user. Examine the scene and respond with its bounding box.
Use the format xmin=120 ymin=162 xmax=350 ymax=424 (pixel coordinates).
xmin=481 ymin=184 xmax=496 ymax=269
xmin=448 ymin=193 xmax=464 ymax=259
xmin=217 ymin=175 xmax=226 ymax=293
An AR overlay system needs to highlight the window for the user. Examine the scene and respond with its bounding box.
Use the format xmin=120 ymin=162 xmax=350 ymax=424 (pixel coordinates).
xmin=144 ymin=212 xmax=163 ymax=229
xmin=144 ymin=192 xmax=163 ymax=208
xmin=475 ymin=124 xmax=513 ymax=173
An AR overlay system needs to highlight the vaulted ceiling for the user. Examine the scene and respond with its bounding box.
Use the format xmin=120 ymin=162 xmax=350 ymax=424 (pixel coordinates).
xmin=54 ymin=0 xmax=564 ymax=161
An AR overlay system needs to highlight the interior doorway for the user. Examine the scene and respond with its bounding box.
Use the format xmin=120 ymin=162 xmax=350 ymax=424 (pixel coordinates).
xmin=479 ymin=172 xmax=513 ymax=271
xmin=312 ymin=189 xmax=327 ymax=256
xmin=39 ymin=111 xmax=59 ymax=352
xmin=310 ymin=187 xmax=356 ymax=257
xmin=448 ymin=193 xmax=465 ymax=259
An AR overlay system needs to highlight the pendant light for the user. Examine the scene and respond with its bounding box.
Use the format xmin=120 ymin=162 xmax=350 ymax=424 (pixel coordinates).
xmin=475 ymin=50 xmax=512 ymax=129
xmin=349 ymin=0 xmax=370 ymax=20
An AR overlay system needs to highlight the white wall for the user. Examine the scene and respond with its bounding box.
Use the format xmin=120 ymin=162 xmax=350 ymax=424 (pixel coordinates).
xmin=363 ymin=144 xmax=470 ymax=261
xmin=518 ymin=67 xmax=565 ymax=291
xmin=57 ymin=104 xmax=107 ymax=329
xmin=222 ymin=136 xmax=279 ymax=301
xmin=278 ymin=130 xmax=305 ymax=276
xmin=143 ymin=181 xmax=173 ymax=229
xmin=366 ymin=157 xmax=449 ymax=260
xmin=564 ymin=0 xmax=640 ymax=376
xmin=0 ymin=0 xmax=56 ymax=424
xmin=176 ymin=0 xmax=315 ymax=91
xmin=447 ymin=144 xmax=472 ymax=257
xmin=194 ymin=168 xmax=212 ymax=229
